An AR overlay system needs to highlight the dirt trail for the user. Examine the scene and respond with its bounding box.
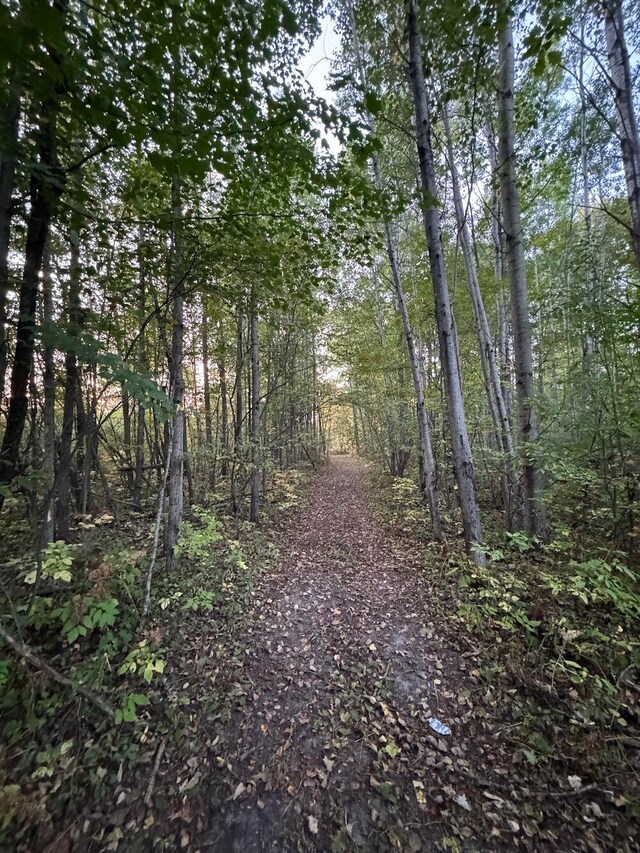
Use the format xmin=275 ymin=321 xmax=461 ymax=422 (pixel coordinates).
xmin=205 ymin=455 xmax=465 ymax=852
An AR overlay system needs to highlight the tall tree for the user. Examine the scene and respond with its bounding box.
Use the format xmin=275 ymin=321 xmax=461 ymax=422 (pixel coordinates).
xmin=344 ymin=0 xmax=442 ymax=537
xmin=497 ymin=13 xmax=547 ymax=539
xmin=249 ymin=287 xmax=260 ymax=523
xmin=164 ymin=21 xmax=185 ymax=570
xmin=442 ymin=102 xmax=515 ymax=525
xmin=0 ymin=0 xmax=68 ymax=498
xmin=406 ymin=0 xmax=484 ymax=561
xmin=165 ymin=171 xmax=185 ymax=571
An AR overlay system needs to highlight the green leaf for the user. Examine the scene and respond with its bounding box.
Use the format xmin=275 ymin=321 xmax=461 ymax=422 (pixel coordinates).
xmin=363 ymin=92 xmax=383 ymax=117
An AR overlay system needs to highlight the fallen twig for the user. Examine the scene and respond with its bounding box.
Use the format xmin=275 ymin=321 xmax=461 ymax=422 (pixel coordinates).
xmin=0 ymin=623 xmax=114 ymax=718
xmin=141 ymin=424 xmax=173 ymax=621
xmin=454 ymin=766 xmax=601 ymax=798
xmin=144 ymin=738 xmax=166 ymax=806
xmin=546 ymin=782 xmax=600 ymax=798
xmin=617 ymin=664 xmax=640 ymax=694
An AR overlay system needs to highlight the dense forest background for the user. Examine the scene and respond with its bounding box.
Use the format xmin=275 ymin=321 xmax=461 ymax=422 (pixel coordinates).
xmin=0 ymin=0 xmax=639 ymax=849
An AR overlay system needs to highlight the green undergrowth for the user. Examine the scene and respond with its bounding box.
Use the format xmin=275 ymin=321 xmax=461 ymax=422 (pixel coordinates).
xmin=375 ymin=471 xmax=640 ymax=834
xmin=0 ymin=466 xmax=313 ymax=850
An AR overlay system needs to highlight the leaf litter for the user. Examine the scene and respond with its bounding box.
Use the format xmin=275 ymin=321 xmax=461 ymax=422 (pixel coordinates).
xmin=81 ymin=456 xmax=636 ymax=852
xmin=193 ymin=457 xmax=637 ymax=851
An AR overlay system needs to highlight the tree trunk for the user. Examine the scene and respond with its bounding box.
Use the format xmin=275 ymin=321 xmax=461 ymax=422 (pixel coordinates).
xmin=249 ymin=292 xmax=260 ymax=524
xmin=41 ymin=246 xmax=56 ymax=544
xmin=578 ymin=19 xmax=596 ymax=372
xmin=498 ymin=16 xmax=547 ymax=539
xmin=234 ymin=311 xmax=244 ymax=451
xmin=122 ymin=390 xmax=133 ymax=494
xmin=133 ymin=226 xmax=147 ymax=511
xmin=0 ymin=92 xmax=65 ymax=498
xmin=604 ymin=0 xmax=640 ymax=270
xmin=80 ymin=372 xmax=96 ymax=516
xmin=346 ymin=0 xmax=441 ymax=538
xmin=202 ymin=301 xmax=213 ymax=446
xmin=201 ymin=299 xmax=216 ymax=490
xmin=230 ymin=310 xmax=244 ymax=516
xmin=0 ymin=77 xmax=21 ymax=405
xmin=443 ymin=103 xmax=515 ymax=519
xmin=218 ymin=320 xmax=229 ymax=477
xmin=56 ymin=175 xmax=83 ymax=541
xmin=486 ymin=123 xmax=513 ymax=429
xmin=0 ymin=0 xmax=68 ymax=506
xmin=183 ymin=419 xmax=193 ymax=506
xmin=406 ymin=0 xmax=484 ymax=560
xmin=165 ymin=174 xmax=184 ymax=571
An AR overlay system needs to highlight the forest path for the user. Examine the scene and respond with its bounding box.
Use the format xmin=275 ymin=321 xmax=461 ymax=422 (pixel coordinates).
xmin=205 ymin=455 xmax=466 ymax=852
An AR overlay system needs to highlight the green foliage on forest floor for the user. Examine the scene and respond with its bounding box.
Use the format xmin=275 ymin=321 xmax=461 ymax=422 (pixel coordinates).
xmin=0 ymin=467 xmax=311 ymax=849
xmin=376 ymin=471 xmax=640 ymax=825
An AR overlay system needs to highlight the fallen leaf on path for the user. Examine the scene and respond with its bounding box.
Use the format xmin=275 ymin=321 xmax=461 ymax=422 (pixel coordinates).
xmin=455 ymin=793 xmax=471 ymax=811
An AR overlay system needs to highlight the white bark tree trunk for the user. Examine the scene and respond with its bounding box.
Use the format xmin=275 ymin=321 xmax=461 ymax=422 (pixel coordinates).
xmin=498 ymin=16 xmax=547 ymax=539
xmin=165 ymin=174 xmax=184 ymax=571
xmin=346 ymin=0 xmax=441 ymax=538
xmin=406 ymin=0 xmax=484 ymax=561
xmin=41 ymin=245 xmax=55 ymax=545
xmin=578 ymin=19 xmax=595 ymax=372
xmin=249 ymin=289 xmax=260 ymax=524
xmin=443 ymin=103 xmax=515 ymax=515
xmin=0 ymin=77 xmax=21 ymax=404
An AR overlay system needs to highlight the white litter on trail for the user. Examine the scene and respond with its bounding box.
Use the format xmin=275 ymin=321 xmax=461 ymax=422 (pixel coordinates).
xmin=428 ymin=717 xmax=451 ymax=736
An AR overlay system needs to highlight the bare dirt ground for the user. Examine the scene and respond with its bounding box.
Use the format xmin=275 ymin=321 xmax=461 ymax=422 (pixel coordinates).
xmin=203 ymin=456 xmax=470 ymax=852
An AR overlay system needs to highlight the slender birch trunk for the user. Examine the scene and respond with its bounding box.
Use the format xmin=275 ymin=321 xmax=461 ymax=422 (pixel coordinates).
xmin=486 ymin=124 xmax=513 ymax=426
xmin=142 ymin=423 xmax=173 ymax=620
xmin=406 ymin=0 xmax=483 ymax=560
xmin=498 ymin=16 xmax=546 ymax=539
xmin=218 ymin=320 xmax=229 ymax=477
xmin=133 ymin=225 xmax=147 ymax=511
xmin=443 ymin=104 xmax=515 ymax=513
xmin=249 ymin=291 xmax=260 ymax=523
xmin=56 ymin=174 xmax=83 ymax=541
xmin=346 ymin=0 xmax=441 ymax=536
xmin=41 ymin=246 xmax=56 ymax=544
xmin=0 ymin=76 xmax=21 ymax=404
xmin=578 ymin=17 xmax=595 ymax=372
xmin=165 ymin=174 xmax=184 ymax=571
